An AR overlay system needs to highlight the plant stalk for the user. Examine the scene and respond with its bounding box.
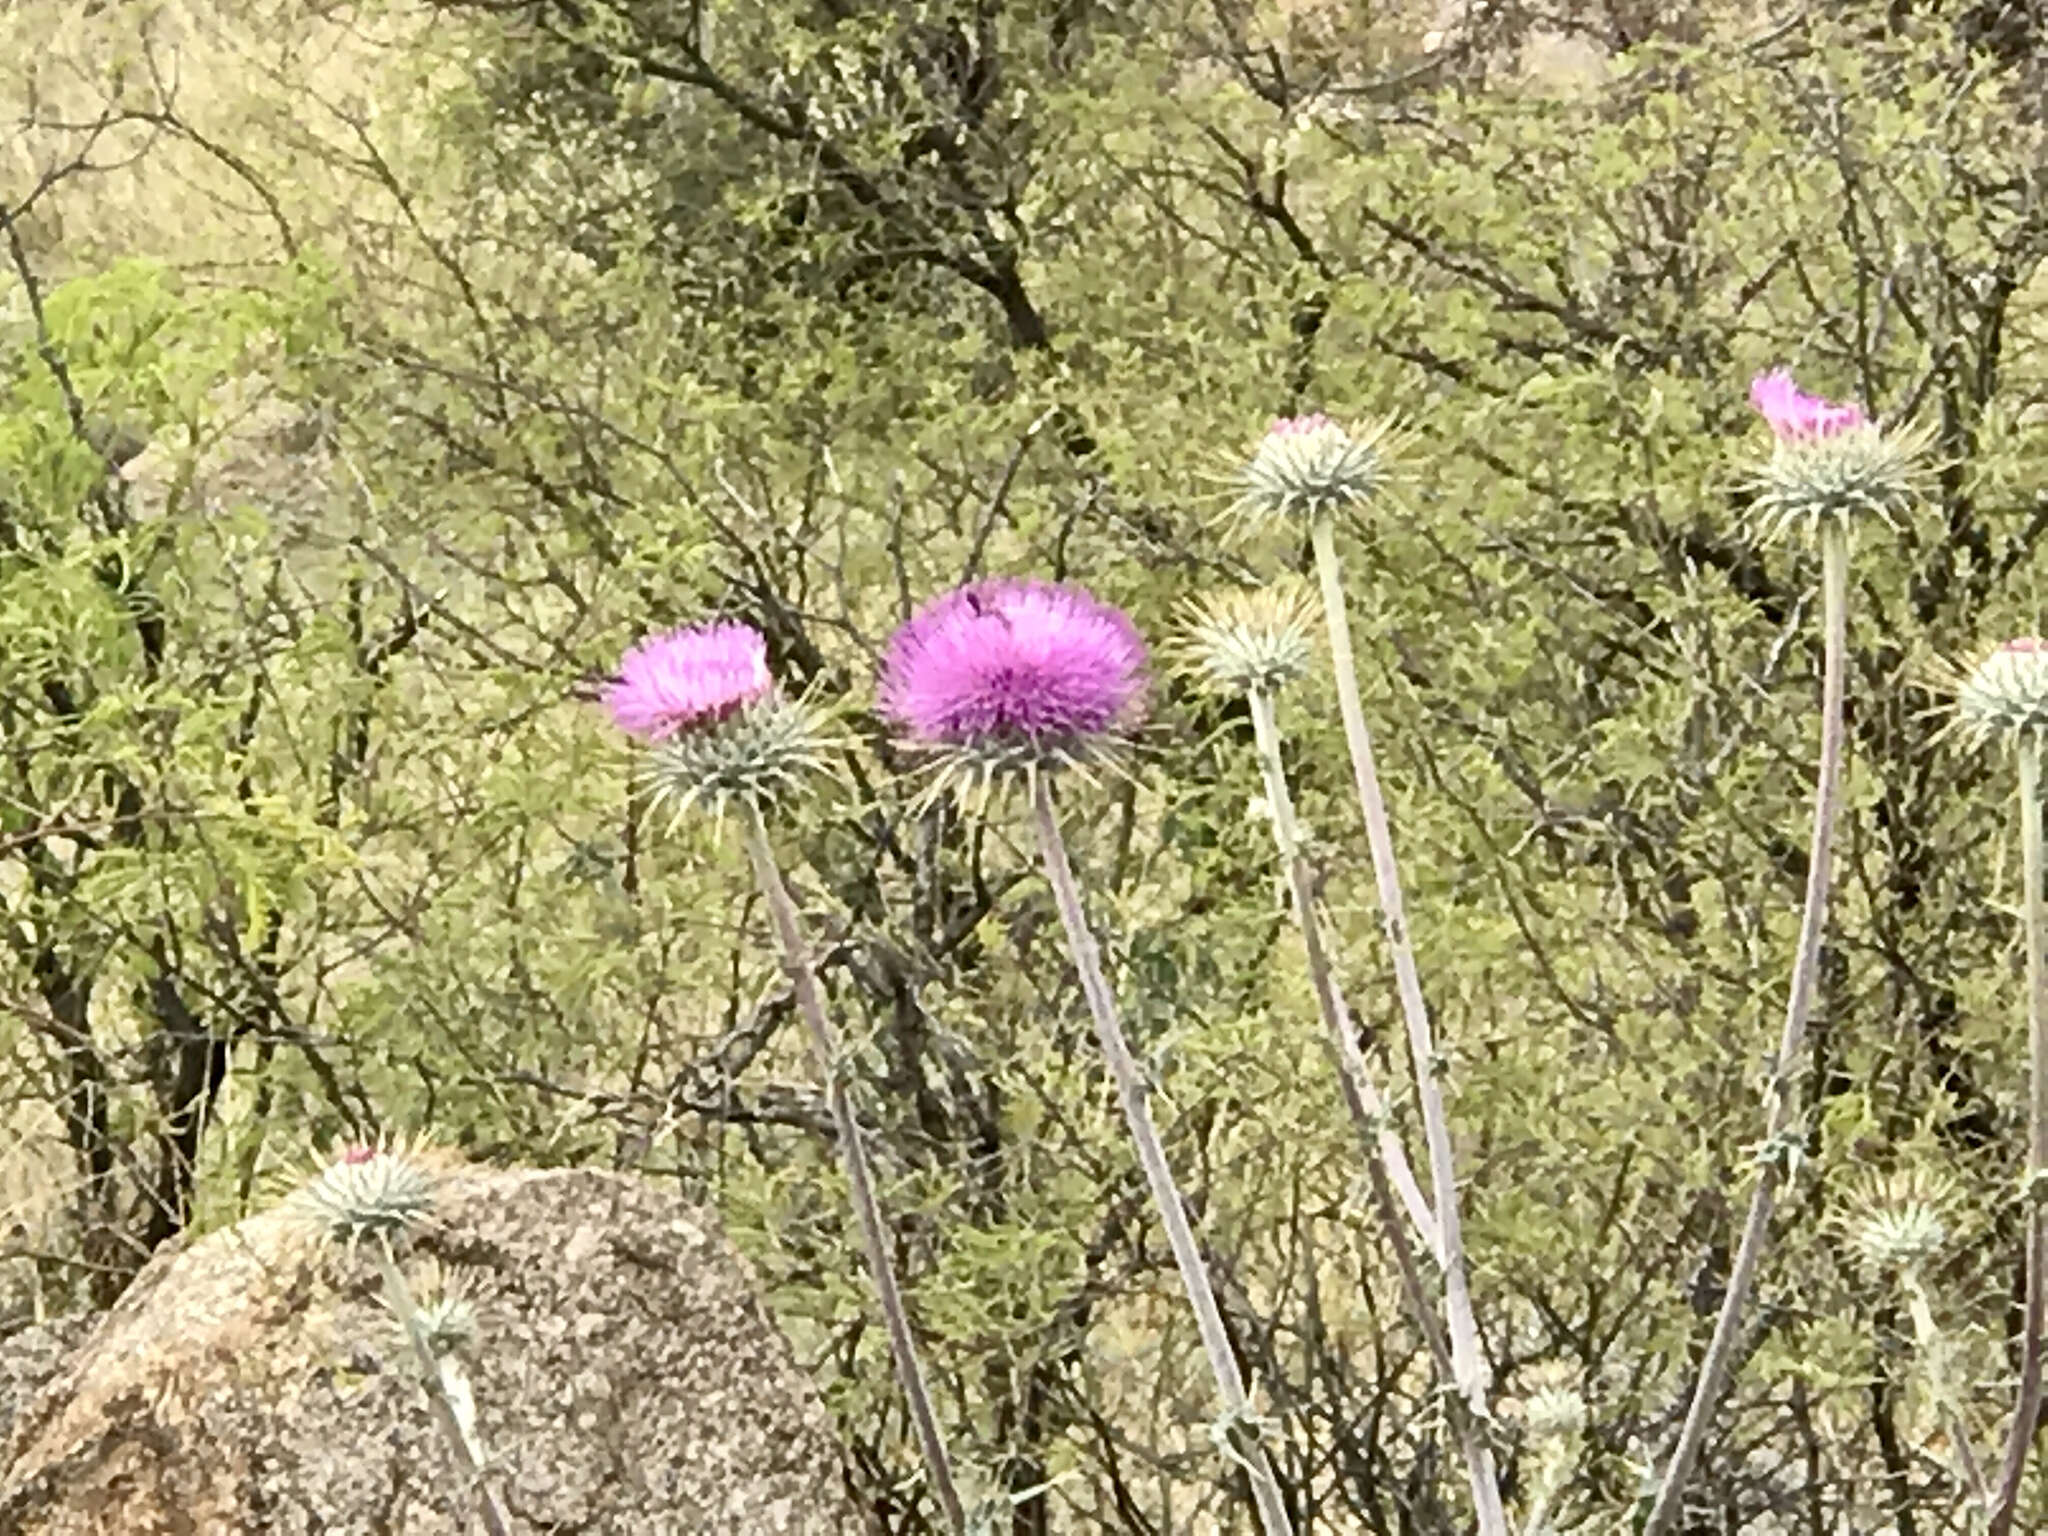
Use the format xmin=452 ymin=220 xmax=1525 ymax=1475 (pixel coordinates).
xmin=1643 ymin=518 xmax=1850 ymax=1536
xmin=373 ymin=1234 xmax=515 ymax=1536
xmin=1030 ymin=773 xmax=1296 ymax=1536
xmin=1246 ymin=686 xmax=1437 ymax=1249
xmin=1905 ymin=1273 xmax=1992 ymax=1514
xmin=1308 ymin=515 xmax=1491 ymax=1418
xmin=742 ymin=805 xmax=967 ymax=1536
xmin=1247 ymin=685 xmax=1505 ymax=1533
xmin=1990 ymin=735 xmax=2048 ymax=1536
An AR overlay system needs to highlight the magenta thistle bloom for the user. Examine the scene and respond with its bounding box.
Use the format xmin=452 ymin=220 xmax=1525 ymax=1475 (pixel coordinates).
xmin=604 ymin=621 xmax=772 ymax=742
xmin=1269 ymin=412 xmax=1337 ymax=438
xmin=1749 ymin=369 xmax=1867 ymax=442
xmin=880 ymin=580 xmax=1148 ymax=752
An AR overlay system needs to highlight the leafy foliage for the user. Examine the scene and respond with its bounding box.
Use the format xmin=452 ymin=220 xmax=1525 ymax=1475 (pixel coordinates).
xmin=10 ymin=0 xmax=2048 ymax=1531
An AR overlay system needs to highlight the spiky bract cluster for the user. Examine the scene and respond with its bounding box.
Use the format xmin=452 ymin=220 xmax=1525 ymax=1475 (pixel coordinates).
xmin=1839 ymin=1167 xmax=1957 ymax=1280
xmin=1174 ymin=583 xmax=1319 ymax=697
xmin=1945 ymin=638 xmax=2048 ymax=750
xmin=290 ymin=1142 xmax=437 ymax=1246
xmin=1509 ymin=1360 xmax=1590 ymax=1442
xmin=643 ymin=692 xmax=837 ymax=823
xmin=879 ymin=579 xmax=1148 ymax=795
xmin=400 ymin=1259 xmax=481 ymax=1356
xmin=1745 ymin=370 xmax=1925 ymax=541
xmin=1230 ymin=413 xmax=1398 ymax=530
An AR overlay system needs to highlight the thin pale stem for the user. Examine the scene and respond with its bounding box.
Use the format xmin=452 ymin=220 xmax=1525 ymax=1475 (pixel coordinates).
xmin=1991 ymin=737 xmax=2048 ymax=1536
xmin=1309 ymin=516 xmax=1491 ymax=1418
xmin=1246 ymin=686 xmax=1437 ymax=1250
xmin=1030 ymin=773 xmax=1296 ymax=1536
xmin=1643 ymin=519 xmax=1850 ymax=1536
xmin=1907 ymin=1274 xmax=1993 ymax=1515
xmin=742 ymin=806 xmax=967 ymax=1536
xmin=373 ymin=1234 xmax=515 ymax=1536
xmin=1247 ymin=686 xmax=1506 ymax=1533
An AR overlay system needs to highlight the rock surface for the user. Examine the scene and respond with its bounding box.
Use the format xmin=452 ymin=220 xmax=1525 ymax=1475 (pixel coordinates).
xmin=0 ymin=1166 xmax=867 ymax=1535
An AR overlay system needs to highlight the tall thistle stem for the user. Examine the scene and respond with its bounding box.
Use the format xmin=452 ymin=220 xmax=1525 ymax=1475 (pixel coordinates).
xmin=1991 ymin=736 xmax=2048 ymax=1536
xmin=1030 ymin=774 xmax=1296 ymax=1536
xmin=1307 ymin=514 xmax=1491 ymax=1420
xmin=1246 ymin=685 xmax=1505 ymax=1533
xmin=372 ymin=1234 xmax=514 ymax=1536
xmin=741 ymin=805 xmax=967 ymax=1535
xmin=1644 ymin=519 xmax=1850 ymax=1536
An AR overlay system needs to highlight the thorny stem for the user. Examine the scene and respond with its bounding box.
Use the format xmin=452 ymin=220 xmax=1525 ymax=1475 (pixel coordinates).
xmin=1030 ymin=774 xmax=1296 ymax=1536
xmin=1991 ymin=736 xmax=2048 ymax=1536
xmin=742 ymin=806 xmax=967 ymax=1536
xmin=1905 ymin=1273 xmax=1992 ymax=1514
xmin=1247 ymin=686 xmax=1507 ymax=1532
xmin=1308 ymin=517 xmax=1493 ymax=1425
xmin=1644 ymin=519 xmax=1850 ymax=1536
xmin=372 ymin=1234 xmax=514 ymax=1536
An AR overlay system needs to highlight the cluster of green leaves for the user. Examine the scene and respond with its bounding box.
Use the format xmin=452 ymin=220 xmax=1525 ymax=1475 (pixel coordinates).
xmin=11 ymin=0 xmax=2048 ymax=1530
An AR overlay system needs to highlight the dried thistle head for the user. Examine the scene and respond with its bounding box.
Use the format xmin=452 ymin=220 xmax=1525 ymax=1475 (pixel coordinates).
xmin=1227 ymin=413 xmax=1402 ymax=532
xmin=1745 ymin=370 xmax=1929 ymax=542
xmin=1172 ymin=582 xmax=1319 ymax=698
xmin=1838 ymin=1166 xmax=1958 ymax=1280
xmin=1934 ymin=637 xmax=2048 ymax=752
xmin=287 ymin=1137 xmax=439 ymax=1248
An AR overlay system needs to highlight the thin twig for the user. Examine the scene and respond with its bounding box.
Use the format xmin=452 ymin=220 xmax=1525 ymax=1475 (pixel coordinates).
xmin=1990 ymin=735 xmax=2048 ymax=1536
xmin=741 ymin=806 xmax=967 ymax=1535
xmin=1644 ymin=519 xmax=1850 ymax=1536
xmin=1030 ymin=774 xmax=1296 ymax=1536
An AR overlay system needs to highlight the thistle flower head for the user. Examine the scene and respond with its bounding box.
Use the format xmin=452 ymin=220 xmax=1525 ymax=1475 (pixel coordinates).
xmin=1839 ymin=1167 xmax=1958 ymax=1280
xmin=1173 ymin=582 xmax=1319 ymax=697
xmin=288 ymin=1139 xmax=437 ymax=1246
xmin=604 ymin=620 xmax=834 ymax=820
xmin=1750 ymin=369 xmax=1868 ymax=443
xmin=1229 ymin=412 xmax=1398 ymax=530
xmin=604 ymin=621 xmax=772 ymax=742
xmin=1940 ymin=636 xmax=2048 ymax=750
xmin=1746 ymin=369 xmax=1926 ymax=540
xmin=879 ymin=579 xmax=1148 ymax=789
xmin=1505 ymin=1360 xmax=1589 ymax=1443
xmin=398 ymin=1258 xmax=481 ymax=1357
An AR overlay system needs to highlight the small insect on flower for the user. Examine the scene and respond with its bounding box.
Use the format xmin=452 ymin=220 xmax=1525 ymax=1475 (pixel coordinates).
xmin=1838 ymin=1167 xmax=1959 ymax=1281
xmin=1746 ymin=368 xmax=1928 ymax=541
xmin=602 ymin=620 xmax=834 ymax=822
xmin=288 ymin=1139 xmax=438 ymax=1247
xmin=1938 ymin=637 xmax=2048 ymax=751
xmin=879 ymin=579 xmax=1149 ymax=792
xmin=1173 ymin=583 xmax=1320 ymax=698
xmin=1228 ymin=413 xmax=1401 ymax=532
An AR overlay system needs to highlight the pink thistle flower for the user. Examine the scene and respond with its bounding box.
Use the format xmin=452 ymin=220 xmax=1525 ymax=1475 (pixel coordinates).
xmin=1749 ymin=369 xmax=1867 ymax=442
xmin=604 ymin=621 xmax=772 ymax=742
xmin=1269 ymin=412 xmax=1337 ymax=438
xmin=879 ymin=579 xmax=1148 ymax=748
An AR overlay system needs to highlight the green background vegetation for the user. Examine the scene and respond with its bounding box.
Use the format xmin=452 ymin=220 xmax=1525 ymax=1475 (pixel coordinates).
xmin=7 ymin=1 xmax=2048 ymax=1529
